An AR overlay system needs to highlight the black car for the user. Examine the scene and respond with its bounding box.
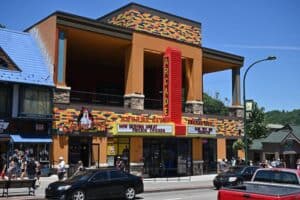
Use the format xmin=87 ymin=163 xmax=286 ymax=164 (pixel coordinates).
xmin=45 ymin=168 xmax=144 ymax=200
xmin=213 ymin=165 xmax=260 ymax=189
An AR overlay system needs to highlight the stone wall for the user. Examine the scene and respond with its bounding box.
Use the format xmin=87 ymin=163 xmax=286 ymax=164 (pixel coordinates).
xmin=53 ymin=87 xmax=70 ymax=104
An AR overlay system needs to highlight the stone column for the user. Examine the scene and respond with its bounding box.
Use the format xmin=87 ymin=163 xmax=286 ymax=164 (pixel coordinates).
xmin=185 ymin=101 xmax=204 ymax=115
xmin=53 ymin=86 xmax=71 ymax=104
xmin=124 ymin=93 xmax=144 ymax=110
xmin=228 ymin=106 xmax=244 ymax=118
xmin=124 ymin=43 xmax=144 ymax=110
xmin=184 ymin=57 xmax=203 ymax=114
xmin=229 ymin=68 xmax=243 ymax=117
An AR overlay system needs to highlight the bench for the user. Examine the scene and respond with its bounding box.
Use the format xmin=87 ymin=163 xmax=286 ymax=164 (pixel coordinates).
xmin=0 ymin=179 xmax=36 ymax=197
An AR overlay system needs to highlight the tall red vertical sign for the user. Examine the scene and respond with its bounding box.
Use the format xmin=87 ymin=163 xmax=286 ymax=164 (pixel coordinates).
xmin=163 ymin=47 xmax=186 ymax=135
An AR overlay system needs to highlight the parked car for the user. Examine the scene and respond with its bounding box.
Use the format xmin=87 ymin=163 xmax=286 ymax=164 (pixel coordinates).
xmin=45 ymin=168 xmax=144 ymax=200
xmin=213 ymin=165 xmax=260 ymax=189
xmin=218 ymin=168 xmax=300 ymax=200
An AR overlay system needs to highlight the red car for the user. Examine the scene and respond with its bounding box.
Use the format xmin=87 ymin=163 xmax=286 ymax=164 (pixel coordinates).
xmin=218 ymin=168 xmax=300 ymax=200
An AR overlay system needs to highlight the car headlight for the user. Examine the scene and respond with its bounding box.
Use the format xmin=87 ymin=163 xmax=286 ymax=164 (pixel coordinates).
xmin=228 ymin=177 xmax=237 ymax=182
xmin=57 ymin=185 xmax=72 ymax=191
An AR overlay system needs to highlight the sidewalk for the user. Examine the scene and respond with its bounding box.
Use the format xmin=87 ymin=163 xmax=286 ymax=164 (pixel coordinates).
xmin=0 ymin=174 xmax=216 ymax=199
xmin=143 ymin=174 xmax=216 ymax=193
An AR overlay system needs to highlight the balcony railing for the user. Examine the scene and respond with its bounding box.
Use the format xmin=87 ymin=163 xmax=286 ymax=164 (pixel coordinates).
xmin=70 ymin=90 xmax=164 ymax=110
xmin=70 ymin=90 xmax=124 ymax=107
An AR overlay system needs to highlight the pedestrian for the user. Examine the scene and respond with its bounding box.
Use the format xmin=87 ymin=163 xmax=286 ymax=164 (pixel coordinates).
xmin=35 ymin=160 xmax=41 ymax=185
xmin=74 ymin=160 xmax=85 ymax=176
xmin=57 ymin=156 xmax=66 ymax=181
xmin=26 ymin=157 xmax=37 ymax=179
xmin=219 ymin=158 xmax=227 ymax=173
xmin=116 ymin=156 xmax=125 ymax=171
xmin=296 ymin=158 xmax=300 ymax=170
xmin=7 ymin=157 xmax=17 ymax=179
xmin=20 ymin=156 xmax=27 ymax=179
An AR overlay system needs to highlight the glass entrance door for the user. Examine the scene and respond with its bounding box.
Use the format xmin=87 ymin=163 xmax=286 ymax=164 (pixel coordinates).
xmin=143 ymin=138 xmax=192 ymax=177
xmin=69 ymin=136 xmax=91 ymax=167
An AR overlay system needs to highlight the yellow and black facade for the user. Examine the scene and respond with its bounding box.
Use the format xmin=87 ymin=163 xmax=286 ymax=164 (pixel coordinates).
xmin=26 ymin=3 xmax=244 ymax=176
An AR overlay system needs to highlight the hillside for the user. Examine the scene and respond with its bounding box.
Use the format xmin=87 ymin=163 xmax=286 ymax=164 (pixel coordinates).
xmin=265 ymin=109 xmax=300 ymax=125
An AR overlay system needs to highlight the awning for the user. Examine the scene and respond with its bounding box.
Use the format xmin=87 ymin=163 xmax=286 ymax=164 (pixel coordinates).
xmin=10 ymin=134 xmax=52 ymax=143
xmin=283 ymin=150 xmax=297 ymax=155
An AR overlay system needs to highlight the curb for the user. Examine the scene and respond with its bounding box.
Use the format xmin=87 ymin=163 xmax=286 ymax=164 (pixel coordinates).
xmin=144 ymin=185 xmax=215 ymax=193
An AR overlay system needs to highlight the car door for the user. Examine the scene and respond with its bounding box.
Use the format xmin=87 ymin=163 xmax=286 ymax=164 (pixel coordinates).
xmin=108 ymin=170 xmax=129 ymax=197
xmin=242 ymin=167 xmax=254 ymax=181
xmin=86 ymin=171 xmax=110 ymax=199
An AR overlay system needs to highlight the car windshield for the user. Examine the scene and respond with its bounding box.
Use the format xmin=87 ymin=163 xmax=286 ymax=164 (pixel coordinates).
xmin=68 ymin=170 xmax=94 ymax=182
xmin=226 ymin=166 xmax=245 ymax=174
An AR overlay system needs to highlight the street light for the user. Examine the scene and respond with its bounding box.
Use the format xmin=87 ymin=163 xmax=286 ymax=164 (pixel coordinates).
xmin=243 ymin=56 xmax=276 ymax=163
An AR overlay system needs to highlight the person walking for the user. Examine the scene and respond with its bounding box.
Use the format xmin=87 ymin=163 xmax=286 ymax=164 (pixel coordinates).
xmin=57 ymin=156 xmax=66 ymax=181
xmin=73 ymin=160 xmax=85 ymax=176
xmin=35 ymin=160 xmax=41 ymax=185
xmin=26 ymin=157 xmax=37 ymax=180
xmin=20 ymin=156 xmax=27 ymax=179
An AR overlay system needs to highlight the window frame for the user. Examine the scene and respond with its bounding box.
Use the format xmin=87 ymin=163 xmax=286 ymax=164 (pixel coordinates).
xmin=0 ymin=83 xmax=12 ymax=118
xmin=19 ymin=85 xmax=52 ymax=118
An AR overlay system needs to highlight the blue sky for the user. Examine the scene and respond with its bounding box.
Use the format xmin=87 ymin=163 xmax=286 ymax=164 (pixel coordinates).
xmin=1 ymin=0 xmax=299 ymax=111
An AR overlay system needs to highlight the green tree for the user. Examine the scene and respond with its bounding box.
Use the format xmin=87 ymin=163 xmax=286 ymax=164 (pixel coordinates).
xmin=265 ymin=109 xmax=300 ymax=125
xmin=203 ymin=93 xmax=228 ymax=115
xmin=233 ymin=102 xmax=267 ymax=151
xmin=246 ymin=102 xmax=267 ymax=143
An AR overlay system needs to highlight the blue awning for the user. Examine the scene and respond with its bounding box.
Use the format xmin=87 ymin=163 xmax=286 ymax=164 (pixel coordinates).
xmin=10 ymin=134 xmax=52 ymax=143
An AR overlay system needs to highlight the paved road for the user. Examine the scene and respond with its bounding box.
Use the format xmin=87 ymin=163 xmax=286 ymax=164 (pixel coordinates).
xmin=0 ymin=174 xmax=216 ymax=199
xmin=0 ymin=188 xmax=218 ymax=200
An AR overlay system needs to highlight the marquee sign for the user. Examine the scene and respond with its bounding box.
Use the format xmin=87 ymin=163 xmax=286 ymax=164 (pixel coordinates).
xmin=163 ymin=56 xmax=169 ymax=117
xmin=116 ymin=123 xmax=174 ymax=135
xmin=187 ymin=125 xmax=217 ymax=135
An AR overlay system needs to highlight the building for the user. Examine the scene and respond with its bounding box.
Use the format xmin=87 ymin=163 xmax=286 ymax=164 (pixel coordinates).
xmin=249 ymin=124 xmax=300 ymax=168
xmin=0 ymin=28 xmax=54 ymax=174
xmin=23 ymin=3 xmax=244 ymax=176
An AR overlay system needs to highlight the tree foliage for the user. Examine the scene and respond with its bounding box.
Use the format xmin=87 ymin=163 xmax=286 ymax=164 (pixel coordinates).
xmin=246 ymin=102 xmax=267 ymax=143
xmin=233 ymin=139 xmax=245 ymax=151
xmin=265 ymin=109 xmax=300 ymax=125
xmin=203 ymin=93 xmax=228 ymax=115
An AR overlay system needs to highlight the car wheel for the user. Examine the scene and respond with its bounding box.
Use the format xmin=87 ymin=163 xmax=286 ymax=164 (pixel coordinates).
xmin=124 ymin=187 xmax=136 ymax=200
xmin=71 ymin=190 xmax=85 ymax=200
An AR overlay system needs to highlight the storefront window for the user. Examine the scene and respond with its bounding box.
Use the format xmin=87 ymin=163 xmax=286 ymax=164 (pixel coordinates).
xmin=107 ymin=138 xmax=130 ymax=171
xmin=0 ymin=84 xmax=11 ymax=118
xmin=12 ymin=143 xmax=50 ymax=175
xmin=143 ymin=138 xmax=192 ymax=177
xmin=226 ymin=139 xmax=238 ymax=161
xmin=203 ymin=139 xmax=217 ymax=173
xmin=20 ymin=86 xmax=51 ymax=117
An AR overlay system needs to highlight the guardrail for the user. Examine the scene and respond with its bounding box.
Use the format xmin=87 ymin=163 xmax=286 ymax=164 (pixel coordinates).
xmin=143 ymin=167 xmax=192 ymax=182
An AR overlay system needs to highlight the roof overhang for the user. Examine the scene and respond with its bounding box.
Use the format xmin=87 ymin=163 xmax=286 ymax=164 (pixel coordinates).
xmin=203 ymin=47 xmax=244 ymax=73
xmin=25 ymin=11 xmax=133 ymax=41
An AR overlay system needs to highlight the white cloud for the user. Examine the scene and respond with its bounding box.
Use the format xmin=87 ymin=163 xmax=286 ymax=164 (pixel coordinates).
xmin=224 ymin=44 xmax=300 ymax=51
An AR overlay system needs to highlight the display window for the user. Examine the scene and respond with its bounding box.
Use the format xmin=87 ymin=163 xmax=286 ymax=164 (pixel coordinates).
xmin=107 ymin=138 xmax=130 ymax=171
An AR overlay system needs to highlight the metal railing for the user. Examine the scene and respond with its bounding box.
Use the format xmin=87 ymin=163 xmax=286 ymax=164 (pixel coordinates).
xmin=70 ymin=90 xmax=123 ymax=107
xmin=70 ymin=90 xmax=164 ymax=110
xmin=143 ymin=167 xmax=192 ymax=182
